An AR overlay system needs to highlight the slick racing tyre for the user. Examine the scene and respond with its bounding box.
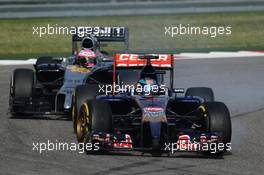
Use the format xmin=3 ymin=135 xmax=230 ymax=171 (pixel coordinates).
xmin=186 ymin=87 xmax=214 ymax=102
xmin=199 ymin=102 xmax=232 ymax=155
xmin=72 ymin=84 xmax=98 ymax=133
xmin=9 ymin=68 xmax=34 ymax=115
xmin=76 ymin=100 xmax=112 ymax=149
xmin=11 ymin=69 xmax=34 ymax=98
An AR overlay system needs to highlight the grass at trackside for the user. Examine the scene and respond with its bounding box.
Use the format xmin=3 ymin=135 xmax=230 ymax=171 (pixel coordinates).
xmin=0 ymin=11 xmax=264 ymax=59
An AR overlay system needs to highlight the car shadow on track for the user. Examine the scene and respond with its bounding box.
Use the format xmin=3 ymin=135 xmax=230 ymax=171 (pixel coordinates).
xmin=86 ymin=150 xmax=232 ymax=159
xmin=9 ymin=114 xmax=71 ymax=121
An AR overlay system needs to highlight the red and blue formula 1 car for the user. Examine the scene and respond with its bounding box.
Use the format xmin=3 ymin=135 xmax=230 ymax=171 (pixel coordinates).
xmin=74 ymin=53 xmax=232 ymax=155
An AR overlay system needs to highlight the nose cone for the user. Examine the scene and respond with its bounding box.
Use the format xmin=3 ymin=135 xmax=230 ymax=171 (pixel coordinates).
xmin=149 ymin=121 xmax=161 ymax=139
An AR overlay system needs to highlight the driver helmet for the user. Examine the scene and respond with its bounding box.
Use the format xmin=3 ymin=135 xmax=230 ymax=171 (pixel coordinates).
xmin=137 ymin=77 xmax=158 ymax=95
xmin=76 ymin=49 xmax=96 ymax=68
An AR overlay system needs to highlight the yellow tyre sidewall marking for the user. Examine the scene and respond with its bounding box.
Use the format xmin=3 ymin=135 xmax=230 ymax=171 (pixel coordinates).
xmin=198 ymin=105 xmax=207 ymax=117
xmin=71 ymin=93 xmax=76 ymax=122
xmin=81 ymin=102 xmax=90 ymax=144
xmin=82 ymin=102 xmax=90 ymax=133
xmin=77 ymin=102 xmax=90 ymax=143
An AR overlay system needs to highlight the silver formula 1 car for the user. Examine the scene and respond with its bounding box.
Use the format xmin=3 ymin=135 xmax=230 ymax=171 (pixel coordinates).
xmin=9 ymin=27 xmax=129 ymax=117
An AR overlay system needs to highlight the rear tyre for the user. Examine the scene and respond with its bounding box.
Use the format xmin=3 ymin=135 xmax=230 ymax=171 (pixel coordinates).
xmin=186 ymin=87 xmax=214 ymax=102
xmin=9 ymin=68 xmax=34 ymax=115
xmin=76 ymin=100 xmax=112 ymax=152
xmin=72 ymin=84 xmax=98 ymax=133
xmin=199 ymin=102 xmax=232 ymax=155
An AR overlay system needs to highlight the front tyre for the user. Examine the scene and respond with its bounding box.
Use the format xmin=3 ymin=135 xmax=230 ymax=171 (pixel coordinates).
xmin=199 ymin=102 xmax=232 ymax=155
xmin=72 ymin=84 xmax=98 ymax=133
xmin=76 ymin=100 xmax=112 ymax=149
xmin=11 ymin=69 xmax=34 ymax=98
xmin=9 ymin=68 xmax=34 ymax=115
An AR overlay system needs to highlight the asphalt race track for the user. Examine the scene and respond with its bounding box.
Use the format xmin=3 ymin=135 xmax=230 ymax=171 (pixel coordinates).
xmin=0 ymin=57 xmax=264 ymax=175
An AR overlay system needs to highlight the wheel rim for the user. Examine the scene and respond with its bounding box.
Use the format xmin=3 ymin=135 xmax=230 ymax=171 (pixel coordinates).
xmin=76 ymin=105 xmax=89 ymax=143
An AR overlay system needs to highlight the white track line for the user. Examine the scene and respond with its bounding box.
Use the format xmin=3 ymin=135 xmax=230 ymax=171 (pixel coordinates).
xmin=174 ymin=51 xmax=264 ymax=60
xmin=0 ymin=59 xmax=36 ymax=65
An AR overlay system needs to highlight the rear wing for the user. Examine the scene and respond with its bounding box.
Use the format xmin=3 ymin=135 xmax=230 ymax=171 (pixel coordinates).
xmin=72 ymin=27 xmax=129 ymax=54
xmin=114 ymin=54 xmax=173 ymax=69
xmin=113 ymin=53 xmax=174 ymax=91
